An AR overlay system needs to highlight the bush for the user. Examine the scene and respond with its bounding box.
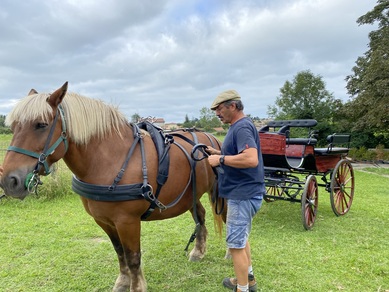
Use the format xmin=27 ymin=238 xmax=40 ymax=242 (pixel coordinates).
xmin=348 ymin=146 xmax=389 ymax=162
xmin=0 ymin=127 xmax=12 ymax=134
xmin=34 ymin=162 xmax=73 ymax=200
xmin=376 ymin=144 xmax=386 ymax=160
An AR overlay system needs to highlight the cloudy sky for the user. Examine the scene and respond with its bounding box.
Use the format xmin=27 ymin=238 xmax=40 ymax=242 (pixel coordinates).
xmin=0 ymin=0 xmax=375 ymax=123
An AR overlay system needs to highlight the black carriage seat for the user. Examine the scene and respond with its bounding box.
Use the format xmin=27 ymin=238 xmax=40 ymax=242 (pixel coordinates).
xmin=267 ymin=119 xmax=318 ymax=128
xmin=287 ymin=137 xmax=317 ymax=146
xmin=259 ymin=119 xmax=317 ymax=133
xmin=271 ymin=120 xmax=318 ymax=146
xmin=314 ymin=134 xmax=351 ymax=155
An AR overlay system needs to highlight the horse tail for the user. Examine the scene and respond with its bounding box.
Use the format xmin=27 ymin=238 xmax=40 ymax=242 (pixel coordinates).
xmin=208 ymin=188 xmax=225 ymax=238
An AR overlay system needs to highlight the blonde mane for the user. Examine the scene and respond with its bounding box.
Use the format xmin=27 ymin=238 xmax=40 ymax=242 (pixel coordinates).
xmin=6 ymin=92 xmax=129 ymax=145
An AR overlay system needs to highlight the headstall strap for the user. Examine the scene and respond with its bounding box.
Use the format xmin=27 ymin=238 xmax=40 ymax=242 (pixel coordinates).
xmin=7 ymin=104 xmax=68 ymax=194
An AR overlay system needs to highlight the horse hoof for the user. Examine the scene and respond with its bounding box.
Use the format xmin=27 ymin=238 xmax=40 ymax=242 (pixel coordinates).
xmin=188 ymin=249 xmax=205 ymax=261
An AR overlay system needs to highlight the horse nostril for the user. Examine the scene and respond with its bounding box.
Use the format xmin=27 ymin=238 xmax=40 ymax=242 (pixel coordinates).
xmin=9 ymin=175 xmax=21 ymax=188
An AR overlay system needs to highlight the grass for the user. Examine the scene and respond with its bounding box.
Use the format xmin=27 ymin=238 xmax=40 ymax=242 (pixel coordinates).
xmin=0 ymin=134 xmax=12 ymax=142
xmin=362 ymin=167 xmax=389 ymax=176
xmin=0 ymin=164 xmax=388 ymax=292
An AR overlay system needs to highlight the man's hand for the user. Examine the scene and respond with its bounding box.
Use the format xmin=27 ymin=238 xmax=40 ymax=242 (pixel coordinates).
xmin=207 ymin=154 xmax=221 ymax=167
xmin=205 ymin=146 xmax=221 ymax=155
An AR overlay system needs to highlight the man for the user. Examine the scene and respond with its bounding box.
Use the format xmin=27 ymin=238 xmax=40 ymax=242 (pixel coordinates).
xmin=207 ymin=90 xmax=265 ymax=292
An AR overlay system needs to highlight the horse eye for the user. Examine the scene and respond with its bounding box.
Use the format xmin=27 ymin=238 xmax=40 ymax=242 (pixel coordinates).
xmin=35 ymin=122 xmax=49 ymax=130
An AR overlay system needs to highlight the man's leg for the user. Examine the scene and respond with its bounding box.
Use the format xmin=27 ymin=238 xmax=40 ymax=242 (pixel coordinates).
xmin=230 ymin=245 xmax=249 ymax=287
xmin=245 ymin=241 xmax=252 ymax=270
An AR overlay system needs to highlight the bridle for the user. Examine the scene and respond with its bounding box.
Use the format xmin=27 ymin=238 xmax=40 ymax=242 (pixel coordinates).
xmin=7 ymin=105 xmax=68 ymax=193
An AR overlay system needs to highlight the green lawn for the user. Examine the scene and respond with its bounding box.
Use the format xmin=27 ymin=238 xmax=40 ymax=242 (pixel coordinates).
xmin=0 ymin=164 xmax=388 ymax=292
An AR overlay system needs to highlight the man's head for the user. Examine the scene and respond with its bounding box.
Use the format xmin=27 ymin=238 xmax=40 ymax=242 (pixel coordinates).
xmin=210 ymin=89 xmax=241 ymax=110
xmin=211 ymin=89 xmax=244 ymax=124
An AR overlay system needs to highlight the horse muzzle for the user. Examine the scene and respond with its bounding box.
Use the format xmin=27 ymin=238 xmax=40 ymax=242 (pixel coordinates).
xmin=0 ymin=169 xmax=32 ymax=200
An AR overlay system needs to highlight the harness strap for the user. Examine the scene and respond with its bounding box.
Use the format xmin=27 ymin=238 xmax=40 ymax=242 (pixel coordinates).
xmin=176 ymin=131 xmax=225 ymax=215
xmin=184 ymin=131 xmax=201 ymax=253
xmin=141 ymin=141 xmax=193 ymax=220
xmin=170 ymin=132 xmax=197 ymax=147
xmin=109 ymin=124 xmax=141 ymax=191
xmin=72 ymin=176 xmax=144 ymax=201
xmin=141 ymin=130 xmax=209 ymax=221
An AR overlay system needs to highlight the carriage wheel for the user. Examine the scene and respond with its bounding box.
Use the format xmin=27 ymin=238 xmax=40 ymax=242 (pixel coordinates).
xmin=330 ymin=159 xmax=355 ymax=216
xmin=284 ymin=175 xmax=302 ymax=198
xmin=301 ymin=175 xmax=318 ymax=230
xmin=265 ymin=185 xmax=284 ymax=202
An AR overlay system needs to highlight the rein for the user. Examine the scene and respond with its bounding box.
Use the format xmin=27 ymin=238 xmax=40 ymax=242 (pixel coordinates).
xmin=7 ymin=105 xmax=68 ymax=193
xmin=171 ymin=131 xmax=223 ymax=253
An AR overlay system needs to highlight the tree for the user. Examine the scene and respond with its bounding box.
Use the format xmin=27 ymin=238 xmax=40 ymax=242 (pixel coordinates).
xmin=345 ymin=0 xmax=389 ymax=133
xmin=0 ymin=115 xmax=5 ymax=127
xmin=269 ymin=70 xmax=341 ymax=121
xmin=196 ymin=107 xmax=221 ymax=131
xmin=130 ymin=113 xmax=141 ymax=123
xmin=182 ymin=114 xmax=196 ymax=128
xmin=268 ymin=70 xmax=343 ymax=143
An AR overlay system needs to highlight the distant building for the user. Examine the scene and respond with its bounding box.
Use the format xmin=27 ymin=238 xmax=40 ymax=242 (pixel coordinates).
xmin=153 ymin=118 xmax=165 ymax=129
xmin=164 ymin=123 xmax=179 ymax=131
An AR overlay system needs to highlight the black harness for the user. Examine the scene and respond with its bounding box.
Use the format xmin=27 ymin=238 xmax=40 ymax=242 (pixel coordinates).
xmin=72 ymin=123 xmax=221 ymax=222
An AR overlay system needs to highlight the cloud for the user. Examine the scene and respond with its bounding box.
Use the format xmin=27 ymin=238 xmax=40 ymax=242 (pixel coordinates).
xmin=0 ymin=0 xmax=374 ymax=122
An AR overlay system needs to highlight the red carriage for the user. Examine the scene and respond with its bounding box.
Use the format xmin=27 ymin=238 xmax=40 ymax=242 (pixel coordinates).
xmin=259 ymin=119 xmax=355 ymax=230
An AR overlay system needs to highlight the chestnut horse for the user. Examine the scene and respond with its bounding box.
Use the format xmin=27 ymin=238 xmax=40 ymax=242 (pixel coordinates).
xmin=0 ymin=82 xmax=224 ymax=292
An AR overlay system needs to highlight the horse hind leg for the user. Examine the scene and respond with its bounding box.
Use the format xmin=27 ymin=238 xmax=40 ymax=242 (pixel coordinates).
xmin=188 ymin=201 xmax=208 ymax=261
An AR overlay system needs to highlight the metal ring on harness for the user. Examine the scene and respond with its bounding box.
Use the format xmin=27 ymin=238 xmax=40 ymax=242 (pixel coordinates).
xmin=25 ymin=172 xmax=42 ymax=194
xmin=141 ymin=184 xmax=167 ymax=211
xmin=141 ymin=183 xmax=154 ymax=198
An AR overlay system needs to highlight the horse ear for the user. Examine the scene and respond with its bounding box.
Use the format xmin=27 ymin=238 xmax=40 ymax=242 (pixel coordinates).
xmin=28 ymin=89 xmax=38 ymax=95
xmin=47 ymin=82 xmax=68 ymax=107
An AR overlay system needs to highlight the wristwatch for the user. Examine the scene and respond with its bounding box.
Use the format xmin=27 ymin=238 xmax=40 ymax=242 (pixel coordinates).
xmin=219 ymin=155 xmax=225 ymax=165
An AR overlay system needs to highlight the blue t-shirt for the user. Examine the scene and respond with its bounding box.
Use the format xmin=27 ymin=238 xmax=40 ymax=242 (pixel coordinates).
xmin=218 ymin=117 xmax=266 ymax=200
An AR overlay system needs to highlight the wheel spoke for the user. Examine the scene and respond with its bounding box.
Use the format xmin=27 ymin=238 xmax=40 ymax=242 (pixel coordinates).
xmin=335 ymin=191 xmax=345 ymax=213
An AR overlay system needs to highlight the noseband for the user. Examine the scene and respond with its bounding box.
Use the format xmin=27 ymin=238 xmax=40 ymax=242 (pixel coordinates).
xmin=7 ymin=105 xmax=68 ymax=193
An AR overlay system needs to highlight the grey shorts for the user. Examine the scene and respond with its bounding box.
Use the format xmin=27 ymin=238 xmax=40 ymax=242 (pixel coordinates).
xmin=226 ymin=196 xmax=262 ymax=249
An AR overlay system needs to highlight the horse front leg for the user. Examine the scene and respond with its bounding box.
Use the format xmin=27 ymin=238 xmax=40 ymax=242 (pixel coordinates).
xmin=116 ymin=221 xmax=146 ymax=292
xmin=112 ymin=244 xmax=132 ymax=292
xmin=94 ymin=220 xmax=132 ymax=292
xmin=188 ymin=201 xmax=208 ymax=261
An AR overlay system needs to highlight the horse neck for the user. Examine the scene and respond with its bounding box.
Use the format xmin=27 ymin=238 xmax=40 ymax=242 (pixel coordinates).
xmin=62 ymin=124 xmax=137 ymax=183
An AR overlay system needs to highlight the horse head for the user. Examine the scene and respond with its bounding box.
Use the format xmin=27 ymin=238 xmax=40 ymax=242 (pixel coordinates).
xmin=0 ymin=82 xmax=69 ymax=199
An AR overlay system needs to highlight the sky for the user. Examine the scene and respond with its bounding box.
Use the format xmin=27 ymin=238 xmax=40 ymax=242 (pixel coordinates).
xmin=0 ymin=0 xmax=376 ymax=123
